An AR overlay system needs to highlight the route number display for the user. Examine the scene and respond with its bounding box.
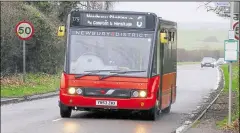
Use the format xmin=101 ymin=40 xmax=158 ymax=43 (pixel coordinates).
xmin=15 ymin=21 xmax=34 ymax=40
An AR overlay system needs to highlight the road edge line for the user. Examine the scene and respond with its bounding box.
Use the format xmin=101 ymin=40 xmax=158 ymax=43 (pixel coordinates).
xmin=172 ymin=66 xmax=224 ymax=133
xmin=52 ymin=118 xmax=62 ymax=122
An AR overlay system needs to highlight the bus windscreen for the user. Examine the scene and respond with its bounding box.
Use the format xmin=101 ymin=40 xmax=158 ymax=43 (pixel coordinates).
xmin=68 ymin=29 xmax=153 ymax=76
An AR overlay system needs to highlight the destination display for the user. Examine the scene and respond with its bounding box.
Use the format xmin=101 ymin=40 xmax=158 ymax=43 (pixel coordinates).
xmin=70 ymin=12 xmax=148 ymax=29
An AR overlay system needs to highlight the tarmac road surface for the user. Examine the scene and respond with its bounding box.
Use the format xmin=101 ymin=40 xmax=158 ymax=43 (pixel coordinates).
xmin=1 ymin=64 xmax=219 ymax=133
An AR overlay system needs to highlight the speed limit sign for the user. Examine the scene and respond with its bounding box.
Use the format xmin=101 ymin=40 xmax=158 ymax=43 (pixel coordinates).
xmin=15 ymin=20 xmax=34 ymax=83
xmin=15 ymin=21 xmax=34 ymax=40
xmin=233 ymin=22 xmax=239 ymax=40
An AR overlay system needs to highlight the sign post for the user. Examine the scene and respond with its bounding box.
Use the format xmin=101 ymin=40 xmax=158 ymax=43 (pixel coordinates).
xmin=15 ymin=21 xmax=34 ymax=82
xmin=225 ymin=2 xmax=240 ymax=125
xmin=224 ymin=40 xmax=239 ymax=126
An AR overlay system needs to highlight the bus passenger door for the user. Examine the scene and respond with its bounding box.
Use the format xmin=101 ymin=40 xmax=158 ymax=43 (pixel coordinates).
xmin=160 ymin=27 xmax=172 ymax=109
xmin=171 ymin=29 xmax=177 ymax=104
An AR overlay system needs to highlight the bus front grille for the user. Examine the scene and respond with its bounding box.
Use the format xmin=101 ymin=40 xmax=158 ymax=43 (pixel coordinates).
xmin=83 ymin=88 xmax=131 ymax=98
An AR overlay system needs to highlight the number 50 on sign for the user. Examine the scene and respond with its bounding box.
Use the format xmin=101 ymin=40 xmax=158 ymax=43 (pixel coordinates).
xmin=15 ymin=21 xmax=34 ymax=40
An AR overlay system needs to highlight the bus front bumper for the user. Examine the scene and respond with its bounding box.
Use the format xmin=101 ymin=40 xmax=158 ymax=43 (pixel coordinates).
xmin=59 ymin=93 xmax=156 ymax=110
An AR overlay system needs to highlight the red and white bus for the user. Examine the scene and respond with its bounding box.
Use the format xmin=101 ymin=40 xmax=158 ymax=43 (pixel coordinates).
xmin=57 ymin=9 xmax=177 ymax=120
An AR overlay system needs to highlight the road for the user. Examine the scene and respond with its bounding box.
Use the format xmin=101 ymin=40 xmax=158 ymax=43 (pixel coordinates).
xmin=1 ymin=64 xmax=219 ymax=133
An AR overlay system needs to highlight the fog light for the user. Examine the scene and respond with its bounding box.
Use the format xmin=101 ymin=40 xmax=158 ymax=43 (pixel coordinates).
xmin=76 ymin=88 xmax=82 ymax=95
xmin=132 ymin=91 xmax=139 ymax=97
xmin=68 ymin=87 xmax=76 ymax=95
xmin=139 ymin=91 xmax=147 ymax=97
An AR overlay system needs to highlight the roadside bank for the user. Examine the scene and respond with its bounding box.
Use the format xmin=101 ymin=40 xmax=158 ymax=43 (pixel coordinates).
xmin=1 ymin=73 xmax=60 ymax=105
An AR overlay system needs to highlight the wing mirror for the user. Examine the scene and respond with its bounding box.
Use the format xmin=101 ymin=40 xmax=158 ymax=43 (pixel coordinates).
xmin=160 ymin=33 xmax=168 ymax=44
xmin=57 ymin=26 xmax=65 ymax=37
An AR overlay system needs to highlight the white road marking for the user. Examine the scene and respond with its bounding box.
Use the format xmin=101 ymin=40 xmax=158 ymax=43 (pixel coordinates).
xmin=175 ymin=120 xmax=192 ymax=133
xmin=175 ymin=124 xmax=189 ymax=133
xmin=213 ymin=67 xmax=221 ymax=90
xmin=52 ymin=118 xmax=62 ymax=122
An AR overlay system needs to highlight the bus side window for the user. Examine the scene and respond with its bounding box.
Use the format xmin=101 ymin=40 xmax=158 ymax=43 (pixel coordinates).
xmin=168 ymin=32 xmax=172 ymax=58
xmin=172 ymin=32 xmax=175 ymax=42
xmin=169 ymin=31 xmax=173 ymax=72
xmin=168 ymin=32 xmax=172 ymax=41
xmin=172 ymin=31 xmax=177 ymax=71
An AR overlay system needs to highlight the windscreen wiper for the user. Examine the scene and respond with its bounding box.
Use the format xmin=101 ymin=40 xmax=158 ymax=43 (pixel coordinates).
xmin=99 ymin=70 xmax=146 ymax=80
xmin=75 ymin=70 xmax=121 ymax=79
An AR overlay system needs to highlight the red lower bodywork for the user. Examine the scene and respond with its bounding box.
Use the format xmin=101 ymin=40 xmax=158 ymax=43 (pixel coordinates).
xmin=59 ymin=72 xmax=176 ymax=110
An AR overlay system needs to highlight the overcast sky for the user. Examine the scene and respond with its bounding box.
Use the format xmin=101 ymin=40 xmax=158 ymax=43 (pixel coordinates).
xmin=114 ymin=2 xmax=229 ymax=23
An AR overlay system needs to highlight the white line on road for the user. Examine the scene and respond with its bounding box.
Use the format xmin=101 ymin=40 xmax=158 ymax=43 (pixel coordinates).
xmin=213 ymin=67 xmax=221 ymax=90
xmin=52 ymin=118 xmax=62 ymax=122
xmin=175 ymin=121 xmax=192 ymax=133
xmin=175 ymin=125 xmax=188 ymax=133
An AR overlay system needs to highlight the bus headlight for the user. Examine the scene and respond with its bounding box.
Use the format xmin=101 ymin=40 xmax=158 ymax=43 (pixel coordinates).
xmin=68 ymin=87 xmax=76 ymax=95
xmin=131 ymin=90 xmax=147 ymax=98
xmin=132 ymin=91 xmax=139 ymax=97
xmin=139 ymin=90 xmax=147 ymax=97
xmin=76 ymin=88 xmax=83 ymax=95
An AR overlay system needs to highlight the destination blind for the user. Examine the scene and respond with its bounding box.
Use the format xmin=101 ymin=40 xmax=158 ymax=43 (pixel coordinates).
xmin=70 ymin=12 xmax=148 ymax=29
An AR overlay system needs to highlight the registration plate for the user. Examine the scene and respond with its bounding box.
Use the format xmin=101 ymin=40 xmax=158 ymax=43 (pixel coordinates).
xmin=96 ymin=100 xmax=117 ymax=106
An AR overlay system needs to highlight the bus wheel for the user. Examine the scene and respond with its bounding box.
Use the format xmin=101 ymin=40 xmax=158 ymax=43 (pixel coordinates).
xmin=161 ymin=105 xmax=171 ymax=113
xmin=146 ymin=99 xmax=159 ymax=120
xmin=60 ymin=103 xmax=72 ymax=118
xmin=162 ymin=91 xmax=172 ymax=114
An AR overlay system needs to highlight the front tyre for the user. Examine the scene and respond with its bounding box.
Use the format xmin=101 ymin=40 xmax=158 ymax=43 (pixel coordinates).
xmin=60 ymin=103 xmax=72 ymax=118
xmin=162 ymin=90 xmax=172 ymax=114
xmin=146 ymin=100 xmax=159 ymax=120
xmin=161 ymin=105 xmax=171 ymax=113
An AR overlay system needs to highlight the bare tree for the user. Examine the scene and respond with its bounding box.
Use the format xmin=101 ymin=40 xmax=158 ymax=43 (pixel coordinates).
xmin=198 ymin=2 xmax=231 ymax=18
xmin=58 ymin=1 xmax=115 ymax=22
xmin=104 ymin=1 xmax=114 ymax=11
xmin=83 ymin=1 xmax=114 ymax=10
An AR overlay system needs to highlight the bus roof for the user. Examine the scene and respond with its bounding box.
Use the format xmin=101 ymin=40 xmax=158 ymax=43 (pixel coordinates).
xmin=158 ymin=17 xmax=177 ymax=25
xmin=70 ymin=8 xmax=158 ymax=18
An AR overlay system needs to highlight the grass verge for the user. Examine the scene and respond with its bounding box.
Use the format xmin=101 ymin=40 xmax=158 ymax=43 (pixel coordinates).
xmin=216 ymin=63 xmax=239 ymax=131
xmin=1 ymin=73 xmax=60 ymax=98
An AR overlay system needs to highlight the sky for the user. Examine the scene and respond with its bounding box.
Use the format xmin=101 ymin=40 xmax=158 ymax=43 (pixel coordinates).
xmin=114 ymin=2 xmax=230 ymax=23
